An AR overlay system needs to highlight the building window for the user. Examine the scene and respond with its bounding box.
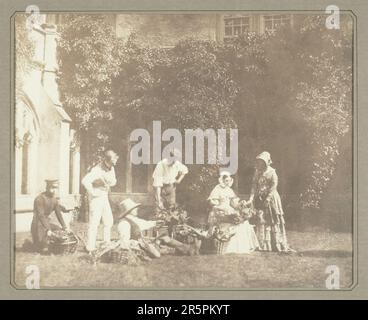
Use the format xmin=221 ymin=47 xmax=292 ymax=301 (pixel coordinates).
xmin=262 ymin=14 xmax=291 ymax=32
xmin=224 ymin=15 xmax=250 ymax=40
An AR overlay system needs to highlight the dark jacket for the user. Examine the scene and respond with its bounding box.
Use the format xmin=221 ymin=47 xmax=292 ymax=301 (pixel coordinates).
xmin=31 ymin=192 xmax=66 ymax=248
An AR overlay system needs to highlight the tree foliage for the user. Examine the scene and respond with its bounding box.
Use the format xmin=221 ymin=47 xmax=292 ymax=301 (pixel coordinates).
xmin=57 ymin=15 xmax=353 ymax=219
xmin=57 ymin=15 xmax=122 ymax=161
xmin=15 ymin=14 xmax=36 ymax=97
xmin=221 ymin=16 xmax=352 ymax=210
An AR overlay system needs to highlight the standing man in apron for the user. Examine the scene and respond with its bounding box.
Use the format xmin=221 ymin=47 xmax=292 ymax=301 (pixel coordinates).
xmin=152 ymin=148 xmax=188 ymax=214
xmin=82 ymin=149 xmax=119 ymax=252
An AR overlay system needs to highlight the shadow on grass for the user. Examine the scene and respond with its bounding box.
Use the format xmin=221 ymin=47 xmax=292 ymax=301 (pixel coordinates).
xmin=299 ymin=250 xmax=352 ymax=258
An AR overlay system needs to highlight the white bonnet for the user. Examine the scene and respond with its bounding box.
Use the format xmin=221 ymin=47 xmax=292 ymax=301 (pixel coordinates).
xmin=256 ymin=151 xmax=272 ymax=166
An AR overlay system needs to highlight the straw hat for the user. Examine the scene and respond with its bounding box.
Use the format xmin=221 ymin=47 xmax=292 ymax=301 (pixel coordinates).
xmin=118 ymin=198 xmax=141 ymax=219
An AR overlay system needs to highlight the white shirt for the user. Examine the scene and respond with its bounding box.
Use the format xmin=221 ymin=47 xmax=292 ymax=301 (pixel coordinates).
xmin=117 ymin=215 xmax=156 ymax=246
xmin=82 ymin=163 xmax=117 ymax=197
xmin=152 ymin=159 xmax=188 ymax=187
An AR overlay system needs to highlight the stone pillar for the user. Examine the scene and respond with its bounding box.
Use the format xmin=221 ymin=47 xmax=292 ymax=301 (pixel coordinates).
xmin=58 ymin=121 xmax=70 ymax=197
xmin=207 ymin=14 xmax=217 ymax=41
xmin=41 ymin=23 xmax=61 ymax=105
xmin=40 ymin=19 xmax=74 ymax=198
xmin=215 ymin=14 xmax=225 ymax=42
xmin=27 ymin=134 xmax=39 ymax=195
xmin=72 ymin=150 xmax=81 ymax=194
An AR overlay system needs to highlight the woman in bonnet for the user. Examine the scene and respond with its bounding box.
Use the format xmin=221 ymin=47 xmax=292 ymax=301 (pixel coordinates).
xmin=208 ymin=171 xmax=259 ymax=254
xmin=248 ymin=151 xmax=290 ymax=252
xmin=208 ymin=171 xmax=238 ymax=221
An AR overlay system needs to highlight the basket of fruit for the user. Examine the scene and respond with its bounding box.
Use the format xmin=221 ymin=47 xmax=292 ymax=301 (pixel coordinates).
xmin=154 ymin=205 xmax=190 ymax=238
xmin=105 ymin=246 xmax=148 ymax=265
xmin=107 ymin=248 xmax=132 ymax=264
xmin=48 ymin=230 xmax=79 ymax=255
xmin=212 ymin=224 xmax=237 ymax=254
xmin=155 ymin=205 xmax=189 ymax=226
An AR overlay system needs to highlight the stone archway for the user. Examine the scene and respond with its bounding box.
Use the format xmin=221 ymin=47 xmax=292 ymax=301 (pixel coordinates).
xmin=15 ymin=97 xmax=40 ymax=195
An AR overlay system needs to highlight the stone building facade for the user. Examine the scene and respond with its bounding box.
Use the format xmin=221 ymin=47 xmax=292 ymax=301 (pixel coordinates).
xmin=15 ymin=14 xmax=80 ymax=231
xmin=115 ymin=13 xmax=294 ymax=46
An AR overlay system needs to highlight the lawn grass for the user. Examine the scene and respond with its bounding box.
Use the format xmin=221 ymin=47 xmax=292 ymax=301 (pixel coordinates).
xmin=13 ymin=222 xmax=353 ymax=289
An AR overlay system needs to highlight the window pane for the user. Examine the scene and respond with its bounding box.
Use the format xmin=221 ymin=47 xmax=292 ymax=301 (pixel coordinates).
xmin=234 ymin=18 xmax=241 ymax=25
xmin=265 ymin=20 xmax=273 ymax=30
xmin=224 ymin=19 xmax=233 ymax=26
xmin=224 ymin=15 xmax=251 ymax=38
xmin=225 ymin=26 xmax=232 ymax=36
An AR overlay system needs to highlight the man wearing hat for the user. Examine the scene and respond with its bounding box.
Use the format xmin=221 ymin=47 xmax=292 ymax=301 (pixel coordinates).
xmin=117 ymin=198 xmax=200 ymax=256
xmin=117 ymin=198 xmax=158 ymax=249
xmin=31 ymin=180 xmax=68 ymax=254
xmin=82 ymin=149 xmax=119 ymax=252
xmin=152 ymin=148 xmax=188 ymax=214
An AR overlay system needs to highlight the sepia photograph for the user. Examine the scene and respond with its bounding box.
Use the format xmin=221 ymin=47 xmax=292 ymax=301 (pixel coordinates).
xmin=12 ymin=10 xmax=354 ymax=290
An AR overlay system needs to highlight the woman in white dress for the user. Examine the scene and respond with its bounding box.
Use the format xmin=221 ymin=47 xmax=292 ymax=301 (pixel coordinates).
xmin=207 ymin=172 xmax=259 ymax=254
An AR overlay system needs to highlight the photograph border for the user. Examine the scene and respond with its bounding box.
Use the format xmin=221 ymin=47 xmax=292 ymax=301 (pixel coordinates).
xmin=0 ymin=0 xmax=366 ymax=300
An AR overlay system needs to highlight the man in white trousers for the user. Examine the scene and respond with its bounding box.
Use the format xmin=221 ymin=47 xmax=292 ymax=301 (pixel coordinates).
xmin=82 ymin=149 xmax=119 ymax=252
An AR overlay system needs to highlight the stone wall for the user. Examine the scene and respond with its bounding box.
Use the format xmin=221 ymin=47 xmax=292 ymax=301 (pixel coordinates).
xmin=15 ymin=15 xmax=80 ymax=232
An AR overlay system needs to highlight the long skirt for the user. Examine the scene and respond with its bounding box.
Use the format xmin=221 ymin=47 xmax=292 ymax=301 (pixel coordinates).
xmin=211 ymin=221 xmax=259 ymax=255
xmin=254 ymin=195 xmax=289 ymax=252
xmin=224 ymin=221 xmax=259 ymax=254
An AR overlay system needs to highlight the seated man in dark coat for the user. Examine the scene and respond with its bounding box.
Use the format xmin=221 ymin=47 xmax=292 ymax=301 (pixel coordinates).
xmin=31 ymin=180 xmax=69 ymax=253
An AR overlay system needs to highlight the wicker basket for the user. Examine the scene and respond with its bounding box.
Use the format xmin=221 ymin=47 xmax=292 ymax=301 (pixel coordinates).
xmin=48 ymin=231 xmax=78 ymax=255
xmin=105 ymin=248 xmax=144 ymax=265
xmin=107 ymin=248 xmax=130 ymax=264
xmin=211 ymin=223 xmax=236 ymax=255
xmin=213 ymin=239 xmax=229 ymax=255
